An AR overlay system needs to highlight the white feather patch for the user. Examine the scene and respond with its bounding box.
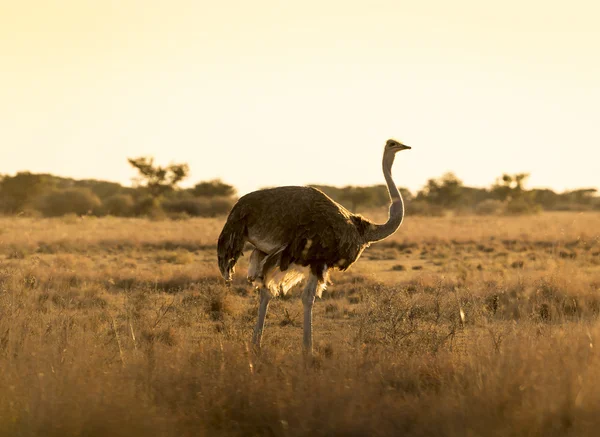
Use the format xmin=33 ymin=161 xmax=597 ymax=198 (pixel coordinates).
xmin=264 ymin=263 xmax=308 ymax=297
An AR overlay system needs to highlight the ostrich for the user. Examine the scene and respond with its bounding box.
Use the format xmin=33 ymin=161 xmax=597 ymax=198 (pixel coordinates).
xmin=217 ymin=139 xmax=411 ymax=353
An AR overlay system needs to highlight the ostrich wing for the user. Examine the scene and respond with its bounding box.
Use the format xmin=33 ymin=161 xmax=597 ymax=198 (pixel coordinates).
xmin=240 ymin=186 xmax=369 ymax=274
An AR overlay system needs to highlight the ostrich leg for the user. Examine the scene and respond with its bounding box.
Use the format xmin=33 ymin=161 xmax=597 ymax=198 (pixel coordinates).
xmin=301 ymin=274 xmax=319 ymax=354
xmin=252 ymin=287 xmax=272 ymax=348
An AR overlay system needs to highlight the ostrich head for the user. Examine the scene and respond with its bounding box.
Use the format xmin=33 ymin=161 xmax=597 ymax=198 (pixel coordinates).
xmin=385 ymin=138 xmax=411 ymax=153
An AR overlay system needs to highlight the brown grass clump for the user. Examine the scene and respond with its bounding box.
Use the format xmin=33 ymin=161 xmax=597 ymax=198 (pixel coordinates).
xmin=202 ymin=285 xmax=233 ymax=321
xmin=0 ymin=212 xmax=598 ymax=436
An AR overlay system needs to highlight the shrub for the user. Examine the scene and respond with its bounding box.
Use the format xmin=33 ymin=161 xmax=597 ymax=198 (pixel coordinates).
xmin=201 ymin=286 xmax=232 ymax=321
xmin=190 ymin=179 xmax=236 ymax=197
xmin=133 ymin=196 xmax=163 ymax=217
xmin=505 ymin=198 xmax=542 ymax=215
xmin=161 ymin=198 xmax=205 ymax=216
xmin=552 ymin=202 xmax=598 ymax=212
xmin=475 ymin=199 xmax=506 ymax=215
xmin=162 ymin=197 xmax=234 ymax=217
xmin=102 ymin=194 xmax=135 ymax=217
xmin=37 ymin=188 xmax=102 ymax=217
xmin=200 ymin=197 xmax=235 ymax=216
xmin=407 ymin=201 xmax=446 ymax=217
xmin=0 ymin=172 xmax=49 ymax=213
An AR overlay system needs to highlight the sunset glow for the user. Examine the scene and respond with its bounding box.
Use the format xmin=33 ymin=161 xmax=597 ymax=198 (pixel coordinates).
xmin=2 ymin=0 xmax=599 ymax=195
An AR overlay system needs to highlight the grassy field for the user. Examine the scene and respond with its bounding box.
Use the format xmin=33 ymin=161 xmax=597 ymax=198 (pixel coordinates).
xmin=0 ymin=212 xmax=599 ymax=436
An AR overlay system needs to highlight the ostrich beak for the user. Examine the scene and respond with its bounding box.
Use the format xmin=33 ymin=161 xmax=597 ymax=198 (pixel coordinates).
xmin=399 ymin=144 xmax=411 ymax=150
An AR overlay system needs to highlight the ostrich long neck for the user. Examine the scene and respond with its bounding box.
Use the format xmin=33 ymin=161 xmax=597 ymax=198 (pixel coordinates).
xmin=363 ymin=152 xmax=405 ymax=243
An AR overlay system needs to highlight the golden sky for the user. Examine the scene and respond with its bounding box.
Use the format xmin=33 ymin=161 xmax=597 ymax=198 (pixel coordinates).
xmin=1 ymin=0 xmax=599 ymax=195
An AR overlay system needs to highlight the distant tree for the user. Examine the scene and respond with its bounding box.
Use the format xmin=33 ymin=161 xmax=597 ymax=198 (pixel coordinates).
xmin=492 ymin=173 xmax=540 ymax=214
xmin=562 ymin=188 xmax=598 ymax=205
xmin=102 ymin=194 xmax=135 ymax=217
xmin=190 ymin=179 xmax=236 ymax=197
xmin=37 ymin=188 xmax=102 ymax=217
xmin=531 ymin=189 xmax=560 ymax=209
xmin=459 ymin=186 xmax=491 ymax=207
xmin=417 ymin=172 xmax=463 ymax=208
xmin=0 ymin=172 xmax=51 ymax=213
xmin=75 ymin=179 xmax=131 ymax=199
xmin=162 ymin=196 xmax=235 ymax=217
xmin=337 ymin=186 xmax=374 ymax=211
xmin=491 ymin=173 xmax=530 ymax=201
xmin=474 ymin=199 xmax=506 ymax=215
xmin=311 ymin=184 xmax=413 ymax=211
xmin=128 ymin=157 xmax=189 ymax=199
xmin=132 ymin=195 xmax=161 ymax=217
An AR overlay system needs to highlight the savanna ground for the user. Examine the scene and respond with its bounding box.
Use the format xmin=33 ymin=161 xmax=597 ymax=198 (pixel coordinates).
xmin=0 ymin=212 xmax=599 ymax=436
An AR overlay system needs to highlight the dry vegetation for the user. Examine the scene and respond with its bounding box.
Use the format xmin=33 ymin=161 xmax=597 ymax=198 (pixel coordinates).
xmin=0 ymin=212 xmax=599 ymax=436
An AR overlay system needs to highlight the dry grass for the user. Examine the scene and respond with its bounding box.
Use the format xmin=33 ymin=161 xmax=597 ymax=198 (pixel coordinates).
xmin=0 ymin=212 xmax=599 ymax=436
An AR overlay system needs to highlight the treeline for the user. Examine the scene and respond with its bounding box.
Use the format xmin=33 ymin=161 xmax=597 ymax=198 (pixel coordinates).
xmin=0 ymin=160 xmax=598 ymax=218
xmin=0 ymin=157 xmax=237 ymax=219
xmin=314 ymin=172 xmax=599 ymax=216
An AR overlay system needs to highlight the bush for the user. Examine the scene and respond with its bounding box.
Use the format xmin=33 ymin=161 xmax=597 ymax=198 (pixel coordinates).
xmin=505 ymin=198 xmax=542 ymax=215
xmin=37 ymin=188 xmax=102 ymax=217
xmin=475 ymin=199 xmax=506 ymax=215
xmin=407 ymin=201 xmax=446 ymax=217
xmin=102 ymin=194 xmax=135 ymax=217
xmin=190 ymin=180 xmax=236 ymax=197
xmin=552 ymin=202 xmax=598 ymax=212
xmin=162 ymin=197 xmax=234 ymax=217
xmin=0 ymin=172 xmax=49 ymax=213
xmin=132 ymin=196 xmax=162 ymax=217
xmin=161 ymin=198 xmax=205 ymax=216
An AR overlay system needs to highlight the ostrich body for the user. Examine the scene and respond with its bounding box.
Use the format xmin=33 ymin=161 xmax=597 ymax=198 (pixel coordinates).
xmin=217 ymin=139 xmax=411 ymax=352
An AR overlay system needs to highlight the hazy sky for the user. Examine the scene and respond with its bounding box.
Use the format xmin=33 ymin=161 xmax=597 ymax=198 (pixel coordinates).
xmin=1 ymin=0 xmax=599 ymax=195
